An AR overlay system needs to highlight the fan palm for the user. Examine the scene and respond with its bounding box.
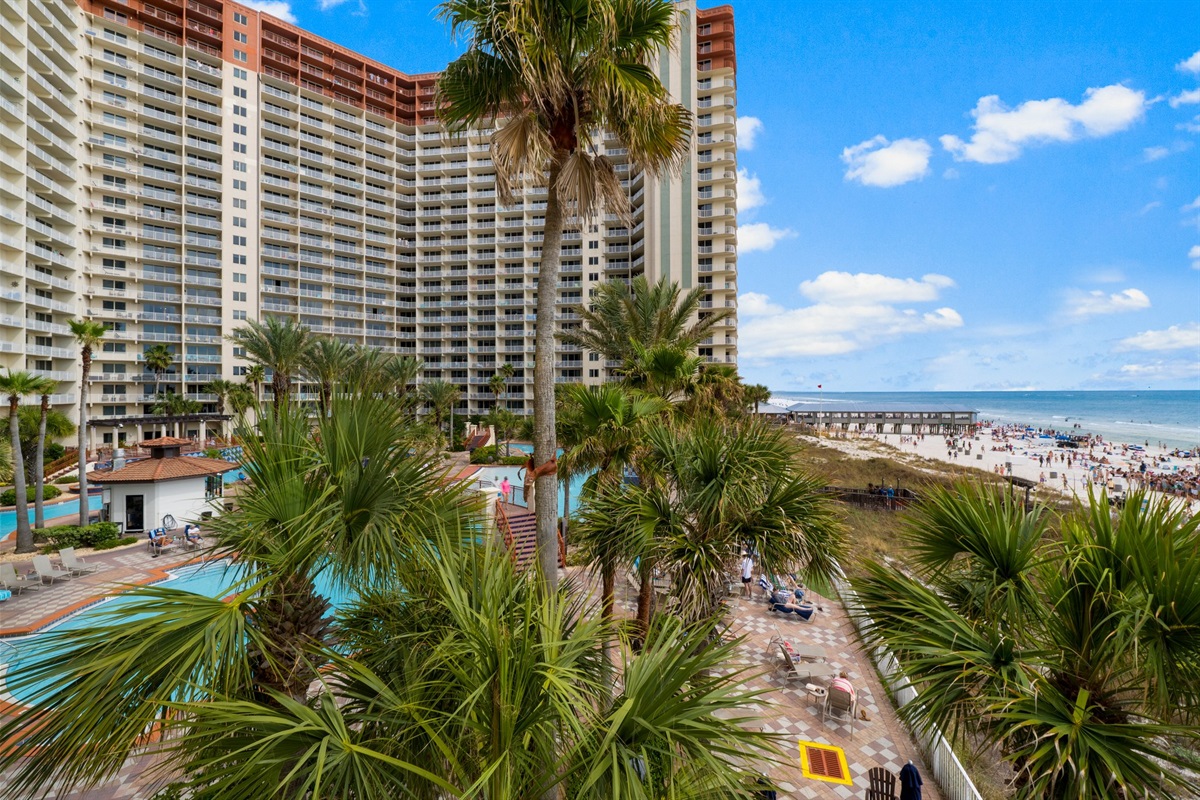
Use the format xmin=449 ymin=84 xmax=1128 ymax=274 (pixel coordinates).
xmin=204 ymin=378 xmax=236 ymax=438
xmin=244 ymin=364 xmax=265 ymax=404
xmin=438 ymin=0 xmax=692 ymax=590
xmin=227 ymin=383 xmax=255 ymax=416
xmin=623 ymin=340 xmax=701 ymax=403
xmin=0 ymin=371 xmax=56 ymax=553
xmin=744 ymin=383 xmax=772 ymax=414
xmin=69 ymin=319 xmax=106 ymax=531
xmin=560 ymin=384 xmax=667 ymax=628
xmin=852 ymin=485 xmax=1200 ymax=800
xmin=684 ymin=363 xmax=745 ymax=418
xmin=421 ymin=379 xmax=461 ymax=448
xmin=18 ymin=405 xmax=75 ymax=528
xmin=583 ymin=416 xmax=844 ymax=633
xmin=227 ymin=317 xmax=312 ymax=414
xmin=562 ymin=275 xmax=731 ymax=372
xmin=0 ymin=394 xmax=778 ymax=800
xmin=142 ymin=343 xmax=174 ymax=401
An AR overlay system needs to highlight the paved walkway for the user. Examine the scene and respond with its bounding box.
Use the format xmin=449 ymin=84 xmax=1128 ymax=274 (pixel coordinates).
xmin=0 ymin=552 xmax=944 ymax=799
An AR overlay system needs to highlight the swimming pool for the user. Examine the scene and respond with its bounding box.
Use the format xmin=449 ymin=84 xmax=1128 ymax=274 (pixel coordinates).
xmin=0 ymin=494 xmax=105 ymax=543
xmin=472 ymin=465 xmax=587 ymax=517
xmin=0 ymin=560 xmax=355 ymax=706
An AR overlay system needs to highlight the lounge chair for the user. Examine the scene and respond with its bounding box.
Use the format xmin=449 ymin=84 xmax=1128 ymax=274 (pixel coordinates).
xmin=32 ymin=555 xmax=71 ymax=585
xmin=58 ymin=547 xmax=99 ymax=575
xmin=147 ymin=528 xmax=177 ymax=556
xmin=766 ymin=628 xmax=827 ymax=661
xmin=182 ymin=524 xmax=205 ymax=550
xmin=0 ymin=562 xmax=41 ymax=595
xmin=768 ymin=591 xmax=817 ymax=620
xmin=822 ymin=683 xmax=857 ymax=738
xmin=775 ymin=642 xmax=837 ymax=685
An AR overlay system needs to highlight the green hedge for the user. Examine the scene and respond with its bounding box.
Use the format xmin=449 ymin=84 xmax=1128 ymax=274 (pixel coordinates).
xmin=35 ymin=521 xmax=122 ymax=550
xmin=0 ymin=485 xmax=61 ymax=506
xmin=52 ymin=474 xmax=78 ymax=484
xmin=95 ymin=535 xmax=138 ymax=551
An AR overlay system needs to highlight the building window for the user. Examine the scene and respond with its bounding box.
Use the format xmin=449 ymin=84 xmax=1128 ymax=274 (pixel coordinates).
xmin=233 ymin=11 xmax=248 ymax=24
xmin=233 ymin=310 xmax=248 ymax=320
xmin=233 ymin=217 xmax=247 ymax=228
xmin=588 ymin=369 xmax=599 ymax=378
xmin=233 ymin=142 xmax=247 ymax=154
xmin=233 ymin=105 xmax=247 ymax=117
xmin=233 ymin=32 xmax=248 ymax=44
xmin=233 ymin=235 xmax=247 ymax=246
xmin=233 ymin=49 xmax=248 ymax=62
xmin=234 ymin=86 xmax=248 ymax=98
xmin=233 ymin=161 xmax=247 ymax=172
xmin=233 ymin=255 xmax=247 ymax=265
xmin=233 ymin=272 xmax=247 ymax=283
xmin=233 ymin=291 xmax=247 ymax=302
xmin=233 ymin=180 xmax=247 ymax=192
xmin=233 ymin=123 xmax=247 ymax=135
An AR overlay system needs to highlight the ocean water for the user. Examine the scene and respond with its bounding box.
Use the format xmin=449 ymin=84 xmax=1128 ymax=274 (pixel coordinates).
xmin=770 ymin=391 xmax=1200 ymax=449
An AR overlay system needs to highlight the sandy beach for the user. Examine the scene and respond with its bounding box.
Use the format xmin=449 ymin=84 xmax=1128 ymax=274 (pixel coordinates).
xmin=801 ymin=425 xmax=1200 ymax=512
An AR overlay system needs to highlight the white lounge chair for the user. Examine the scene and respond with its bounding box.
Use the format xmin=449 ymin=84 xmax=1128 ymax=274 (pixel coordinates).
xmin=58 ymin=547 xmax=99 ymax=575
xmin=32 ymin=555 xmax=71 ymax=585
xmin=822 ymin=683 xmax=858 ymax=738
xmin=0 ymin=562 xmax=41 ymax=594
xmin=775 ymin=642 xmax=837 ymax=684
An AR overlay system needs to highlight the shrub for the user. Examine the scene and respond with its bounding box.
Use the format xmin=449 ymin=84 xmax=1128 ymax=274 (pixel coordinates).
xmin=204 ymin=448 xmax=222 ymax=459
xmin=38 ymin=522 xmax=122 ymax=550
xmin=52 ymin=474 xmax=78 ymax=485
xmin=46 ymin=443 xmax=65 ymax=462
xmin=470 ymin=445 xmax=497 ymax=464
xmin=1 ymin=485 xmax=61 ymax=506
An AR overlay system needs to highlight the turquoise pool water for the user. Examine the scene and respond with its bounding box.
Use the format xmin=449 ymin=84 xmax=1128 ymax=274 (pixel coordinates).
xmin=472 ymin=465 xmax=587 ymax=518
xmin=0 ymin=560 xmax=355 ymax=706
xmin=0 ymin=494 xmax=105 ymax=543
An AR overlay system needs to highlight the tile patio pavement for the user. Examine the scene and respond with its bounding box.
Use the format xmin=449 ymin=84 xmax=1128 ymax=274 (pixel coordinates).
xmin=0 ymin=548 xmax=944 ymax=800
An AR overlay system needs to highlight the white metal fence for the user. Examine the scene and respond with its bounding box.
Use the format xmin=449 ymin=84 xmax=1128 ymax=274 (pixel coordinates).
xmin=836 ymin=579 xmax=985 ymax=800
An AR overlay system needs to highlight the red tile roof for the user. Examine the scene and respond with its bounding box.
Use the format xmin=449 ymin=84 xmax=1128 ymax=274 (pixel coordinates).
xmin=139 ymin=436 xmax=193 ymax=447
xmin=90 ymin=456 xmax=237 ymax=484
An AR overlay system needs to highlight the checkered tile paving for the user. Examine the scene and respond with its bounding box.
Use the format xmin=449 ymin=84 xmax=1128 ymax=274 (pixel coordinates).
xmin=0 ymin=550 xmax=942 ymax=799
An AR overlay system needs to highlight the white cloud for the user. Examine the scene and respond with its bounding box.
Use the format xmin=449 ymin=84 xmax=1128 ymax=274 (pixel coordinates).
xmin=736 ymin=168 xmax=766 ymax=212
xmin=1065 ymin=287 xmax=1151 ymax=318
xmin=739 ymin=222 xmax=794 ymax=253
xmin=1116 ymin=323 xmax=1200 ymax=352
xmin=1182 ymin=195 xmax=1200 ymax=212
xmin=1116 ymin=360 xmax=1200 ymax=381
xmin=1190 ymin=244 xmax=1200 ymax=270
xmin=1143 ymin=146 xmax=1170 ymax=161
xmin=243 ymin=0 xmax=297 ymax=22
xmin=1179 ymin=115 xmax=1200 ymax=134
xmin=841 ymin=136 xmax=932 ymax=187
xmin=940 ymin=84 xmax=1147 ymax=164
xmin=318 ymin=0 xmax=350 ymax=8
xmin=736 ymin=116 xmax=763 ymax=150
xmin=798 ymin=271 xmax=955 ymax=304
xmin=739 ymin=273 xmax=963 ymax=359
xmin=1136 ymin=201 xmax=1161 ymax=215
xmin=1178 ymin=50 xmax=1200 ymax=75
xmin=1170 ymin=88 xmax=1200 ymax=108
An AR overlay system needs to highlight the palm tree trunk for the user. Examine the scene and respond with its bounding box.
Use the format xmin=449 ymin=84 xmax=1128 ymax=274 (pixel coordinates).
xmin=78 ymin=351 xmax=91 ymax=533
xmin=11 ymin=400 xmax=32 ymax=554
xmin=561 ymin=475 xmax=570 ymax=540
xmin=272 ymin=372 xmax=287 ymax=415
xmin=35 ymin=395 xmax=48 ymax=529
xmin=636 ymin=557 xmax=655 ymax=645
xmin=533 ymin=158 xmax=565 ymax=593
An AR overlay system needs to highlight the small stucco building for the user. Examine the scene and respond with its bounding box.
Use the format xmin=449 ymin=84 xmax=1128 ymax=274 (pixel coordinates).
xmin=89 ymin=437 xmax=237 ymax=534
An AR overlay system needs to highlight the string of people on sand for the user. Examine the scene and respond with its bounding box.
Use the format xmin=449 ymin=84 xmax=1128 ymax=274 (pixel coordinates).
xmin=817 ymin=423 xmax=1199 ymax=515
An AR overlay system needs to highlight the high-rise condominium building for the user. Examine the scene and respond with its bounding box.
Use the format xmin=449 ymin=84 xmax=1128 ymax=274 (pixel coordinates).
xmin=1 ymin=0 xmax=737 ymax=448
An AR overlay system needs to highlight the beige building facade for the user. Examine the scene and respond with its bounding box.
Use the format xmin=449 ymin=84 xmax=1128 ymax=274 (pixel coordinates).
xmin=1 ymin=0 xmax=738 ymax=448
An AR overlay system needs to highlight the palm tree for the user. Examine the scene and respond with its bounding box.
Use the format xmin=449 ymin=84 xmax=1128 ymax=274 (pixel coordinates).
xmin=584 ymin=416 xmax=844 ymax=634
xmin=142 ymin=343 xmax=174 ymax=406
xmin=744 ymin=382 xmax=772 ymax=414
xmin=204 ymin=378 xmax=236 ymax=439
xmin=244 ymin=364 xmax=265 ymax=405
xmin=488 ymin=363 xmax=515 ymax=453
xmin=383 ymin=353 xmax=422 ymax=404
xmin=19 ymin=404 xmax=75 ymax=529
xmin=421 ymin=379 xmax=461 ymax=449
xmin=227 ymin=317 xmax=312 ymax=414
xmin=153 ymin=393 xmax=200 ymax=437
xmin=623 ymin=341 xmax=701 ymax=403
xmin=0 ymin=371 xmax=55 ymax=553
xmin=561 ymin=276 xmax=732 ymax=372
xmin=684 ymin=363 xmax=745 ymax=418
xmin=853 ymin=485 xmax=1200 ymax=800
xmin=438 ymin=0 xmax=692 ymax=590
xmin=301 ymin=337 xmax=352 ymax=416
xmin=0 ymin=394 xmax=778 ymax=799
xmin=487 ymin=407 xmax=519 ymax=464
xmin=227 ymin=384 xmax=255 ymax=417
xmin=69 ymin=319 xmax=106 ymax=533
xmin=560 ymin=384 xmax=667 ymax=629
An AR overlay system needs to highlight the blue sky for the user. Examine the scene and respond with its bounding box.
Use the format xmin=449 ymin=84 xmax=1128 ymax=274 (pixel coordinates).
xmin=248 ymin=0 xmax=1200 ymax=392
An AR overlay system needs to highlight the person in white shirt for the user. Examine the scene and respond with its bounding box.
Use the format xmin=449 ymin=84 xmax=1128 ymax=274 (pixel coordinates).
xmin=740 ymin=552 xmax=754 ymax=598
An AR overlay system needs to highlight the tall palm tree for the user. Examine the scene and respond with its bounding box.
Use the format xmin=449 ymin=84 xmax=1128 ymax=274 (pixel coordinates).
xmin=383 ymin=352 xmax=422 ymax=404
xmin=142 ymin=343 xmax=174 ymax=405
xmin=152 ymin=393 xmax=200 ymax=437
xmin=20 ymin=404 xmax=75 ymax=529
xmin=684 ymin=363 xmax=745 ymax=418
xmin=0 ymin=371 xmax=55 ymax=553
xmin=227 ymin=384 xmax=255 ymax=417
xmin=560 ymin=384 xmax=666 ymax=629
xmin=438 ymin=0 xmax=692 ymax=590
xmin=69 ymin=319 xmax=107 ymax=535
xmin=227 ymin=317 xmax=311 ymax=414
xmin=301 ymin=337 xmax=352 ymax=416
xmin=204 ymin=378 xmax=236 ymax=439
xmin=421 ymin=379 xmax=461 ymax=449
xmin=585 ymin=416 xmax=844 ymax=633
xmin=488 ymin=363 xmax=515 ymax=452
xmin=561 ymin=276 xmax=732 ymax=371
xmin=623 ymin=341 xmax=701 ymax=403
xmin=744 ymin=383 xmax=772 ymax=414
xmin=487 ymin=407 xmax=519 ymax=463
xmin=0 ymin=397 xmax=777 ymax=799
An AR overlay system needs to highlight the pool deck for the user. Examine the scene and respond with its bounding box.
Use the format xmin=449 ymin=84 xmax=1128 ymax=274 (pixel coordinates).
xmin=0 ymin=552 xmax=947 ymax=800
